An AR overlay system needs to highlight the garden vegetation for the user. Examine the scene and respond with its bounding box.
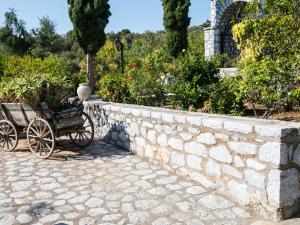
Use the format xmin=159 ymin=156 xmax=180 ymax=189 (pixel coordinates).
xmin=0 ymin=0 xmax=299 ymax=119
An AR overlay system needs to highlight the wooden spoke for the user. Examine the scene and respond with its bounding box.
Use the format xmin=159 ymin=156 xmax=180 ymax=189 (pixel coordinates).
xmin=7 ymin=128 xmax=14 ymax=135
xmin=2 ymin=140 xmax=5 ymax=149
xmin=83 ymin=117 xmax=88 ymax=125
xmin=77 ymin=133 xmax=82 ymax=142
xmin=3 ymin=124 xmax=8 ymax=133
xmin=28 ymin=134 xmax=39 ymax=138
xmin=36 ymin=142 xmax=41 ymax=155
xmin=29 ymin=127 xmax=40 ymax=137
xmin=41 ymin=123 xmax=47 ymax=136
xmin=27 ymin=118 xmax=55 ymax=159
xmin=0 ymin=120 xmax=18 ymax=152
xmin=40 ymin=142 xmax=45 ymax=156
xmin=43 ymin=138 xmax=53 ymax=143
xmin=82 ymin=132 xmax=91 ymax=140
xmin=32 ymin=122 xmax=40 ymax=134
xmin=43 ymin=130 xmax=51 ymax=138
xmin=74 ymin=132 xmax=79 ymax=141
xmin=42 ymin=142 xmax=48 ymax=156
xmin=7 ymin=138 xmax=13 ymax=147
xmin=45 ymin=142 xmax=52 ymax=150
xmin=69 ymin=112 xmax=94 ymax=148
xmin=0 ymin=141 xmax=5 ymax=149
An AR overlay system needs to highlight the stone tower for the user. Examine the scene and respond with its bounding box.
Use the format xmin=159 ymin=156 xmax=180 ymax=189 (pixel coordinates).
xmin=204 ymin=0 xmax=250 ymax=58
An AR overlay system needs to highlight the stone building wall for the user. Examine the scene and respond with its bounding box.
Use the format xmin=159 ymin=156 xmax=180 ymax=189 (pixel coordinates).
xmin=84 ymin=100 xmax=300 ymax=221
xmin=205 ymin=0 xmax=250 ymax=58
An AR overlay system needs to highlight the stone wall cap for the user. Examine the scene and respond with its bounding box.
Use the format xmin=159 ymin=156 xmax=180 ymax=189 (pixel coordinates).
xmin=84 ymin=100 xmax=300 ymax=129
xmin=219 ymin=67 xmax=238 ymax=72
xmin=204 ymin=27 xmax=213 ymax=31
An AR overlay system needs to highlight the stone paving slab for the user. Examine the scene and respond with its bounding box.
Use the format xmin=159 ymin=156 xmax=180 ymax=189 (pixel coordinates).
xmin=0 ymin=140 xmax=298 ymax=225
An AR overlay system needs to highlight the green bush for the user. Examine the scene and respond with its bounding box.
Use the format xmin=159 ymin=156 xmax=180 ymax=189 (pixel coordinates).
xmin=167 ymin=54 xmax=221 ymax=110
xmin=97 ymin=73 xmax=130 ymax=103
xmin=288 ymin=87 xmax=300 ymax=108
xmin=232 ymin=0 xmax=300 ymax=118
xmin=238 ymin=57 xmax=297 ymax=118
xmin=127 ymin=69 xmax=165 ymax=106
xmin=0 ymin=54 xmax=75 ymax=109
xmin=142 ymin=48 xmax=174 ymax=74
xmin=123 ymin=50 xmax=168 ymax=106
xmin=209 ymin=76 xmax=245 ymax=116
xmin=0 ymin=52 xmax=4 ymax=77
xmin=0 ymin=73 xmax=73 ymax=109
xmin=3 ymin=54 xmax=72 ymax=78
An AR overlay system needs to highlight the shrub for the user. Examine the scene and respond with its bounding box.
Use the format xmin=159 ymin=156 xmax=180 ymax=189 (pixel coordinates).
xmin=209 ymin=76 xmax=245 ymax=116
xmin=0 ymin=51 xmax=4 ymax=77
xmin=97 ymin=73 xmax=130 ymax=103
xmin=3 ymin=54 xmax=72 ymax=78
xmin=0 ymin=54 xmax=79 ymax=108
xmin=124 ymin=50 xmax=169 ymax=106
xmin=142 ymin=48 xmax=175 ymax=74
xmin=289 ymin=87 xmax=300 ymax=108
xmin=94 ymin=40 xmax=119 ymax=75
xmin=232 ymin=0 xmax=300 ymax=118
xmin=167 ymin=54 xmax=221 ymax=110
xmin=127 ymin=69 xmax=165 ymax=106
xmin=0 ymin=73 xmax=73 ymax=109
xmin=238 ymin=57 xmax=297 ymax=118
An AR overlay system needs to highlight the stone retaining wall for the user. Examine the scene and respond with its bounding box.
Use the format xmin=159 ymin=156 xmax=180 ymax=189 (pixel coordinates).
xmin=84 ymin=100 xmax=300 ymax=221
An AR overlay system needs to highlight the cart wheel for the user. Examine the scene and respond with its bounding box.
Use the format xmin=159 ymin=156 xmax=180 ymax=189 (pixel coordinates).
xmin=69 ymin=112 xmax=94 ymax=147
xmin=27 ymin=118 xmax=55 ymax=159
xmin=0 ymin=120 xmax=18 ymax=152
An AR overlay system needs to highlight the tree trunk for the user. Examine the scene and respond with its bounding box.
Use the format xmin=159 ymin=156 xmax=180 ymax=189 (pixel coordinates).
xmin=87 ymin=53 xmax=95 ymax=94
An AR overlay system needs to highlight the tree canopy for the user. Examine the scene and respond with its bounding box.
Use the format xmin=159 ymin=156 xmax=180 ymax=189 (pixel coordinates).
xmin=31 ymin=17 xmax=63 ymax=58
xmin=0 ymin=9 xmax=32 ymax=55
xmin=68 ymin=0 xmax=111 ymax=92
xmin=67 ymin=0 xmax=111 ymax=55
xmin=162 ymin=0 xmax=191 ymax=58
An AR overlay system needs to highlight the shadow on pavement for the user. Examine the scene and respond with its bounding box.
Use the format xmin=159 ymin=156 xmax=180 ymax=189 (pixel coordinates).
xmin=49 ymin=138 xmax=133 ymax=161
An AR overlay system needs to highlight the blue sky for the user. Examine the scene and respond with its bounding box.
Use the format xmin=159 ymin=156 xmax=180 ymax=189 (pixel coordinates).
xmin=0 ymin=0 xmax=211 ymax=34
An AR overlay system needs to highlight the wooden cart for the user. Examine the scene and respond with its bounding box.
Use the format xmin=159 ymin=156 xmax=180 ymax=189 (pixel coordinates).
xmin=0 ymin=101 xmax=94 ymax=159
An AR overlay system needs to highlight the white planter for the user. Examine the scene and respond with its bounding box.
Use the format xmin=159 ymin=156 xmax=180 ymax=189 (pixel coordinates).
xmin=77 ymin=83 xmax=91 ymax=101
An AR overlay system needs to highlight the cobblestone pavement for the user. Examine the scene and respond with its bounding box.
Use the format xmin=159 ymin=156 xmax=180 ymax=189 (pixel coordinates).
xmin=0 ymin=140 xmax=298 ymax=225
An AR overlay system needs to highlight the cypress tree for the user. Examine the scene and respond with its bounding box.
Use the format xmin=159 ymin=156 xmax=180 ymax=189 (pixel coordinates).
xmin=162 ymin=0 xmax=191 ymax=58
xmin=68 ymin=0 xmax=111 ymax=92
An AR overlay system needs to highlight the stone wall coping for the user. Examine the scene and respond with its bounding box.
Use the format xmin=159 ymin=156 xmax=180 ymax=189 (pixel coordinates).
xmin=84 ymin=100 xmax=300 ymax=133
xmin=219 ymin=67 xmax=239 ymax=78
xmin=219 ymin=67 xmax=238 ymax=72
xmin=204 ymin=26 xmax=220 ymax=31
xmin=204 ymin=27 xmax=213 ymax=31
